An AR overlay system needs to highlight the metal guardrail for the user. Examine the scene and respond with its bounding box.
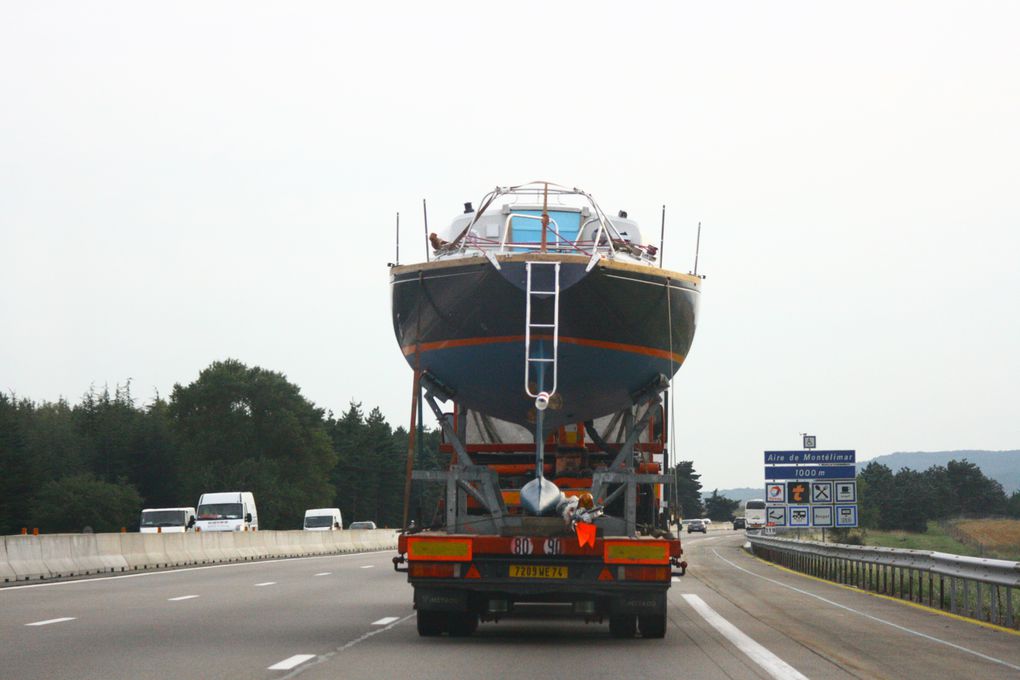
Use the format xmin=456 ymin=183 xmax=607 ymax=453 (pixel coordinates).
xmin=747 ymin=534 xmax=1020 ymax=629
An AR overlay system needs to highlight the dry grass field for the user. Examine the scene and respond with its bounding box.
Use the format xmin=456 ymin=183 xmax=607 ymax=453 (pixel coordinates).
xmin=951 ymin=518 xmax=1020 ymax=560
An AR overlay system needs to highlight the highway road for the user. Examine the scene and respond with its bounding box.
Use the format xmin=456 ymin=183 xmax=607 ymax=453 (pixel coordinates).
xmin=2 ymin=532 xmax=1018 ymax=679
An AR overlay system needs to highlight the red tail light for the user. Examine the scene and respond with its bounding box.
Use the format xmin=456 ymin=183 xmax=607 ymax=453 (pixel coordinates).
xmin=409 ymin=562 xmax=457 ymax=578
xmin=623 ymin=566 xmax=670 ymax=581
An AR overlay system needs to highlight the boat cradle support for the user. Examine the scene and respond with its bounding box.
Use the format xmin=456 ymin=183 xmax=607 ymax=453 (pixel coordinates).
xmin=413 ymin=373 xmax=508 ymax=533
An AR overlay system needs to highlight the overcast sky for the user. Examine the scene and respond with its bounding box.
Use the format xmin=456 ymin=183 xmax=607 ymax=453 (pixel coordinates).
xmin=2 ymin=2 xmax=1018 ymax=492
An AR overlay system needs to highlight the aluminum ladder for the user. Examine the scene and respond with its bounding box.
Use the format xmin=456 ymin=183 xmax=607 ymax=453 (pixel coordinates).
xmin=524 ymin=261 xmax=560 ymax=398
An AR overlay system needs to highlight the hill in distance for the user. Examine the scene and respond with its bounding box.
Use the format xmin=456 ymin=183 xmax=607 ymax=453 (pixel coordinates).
xmin=703 ymin=487 xmax=762 ymax=504
xmin=857 ymin=450 xmax=1020 ymax=493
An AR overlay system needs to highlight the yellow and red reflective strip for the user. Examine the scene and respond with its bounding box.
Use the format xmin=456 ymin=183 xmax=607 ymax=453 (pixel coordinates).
xmin=603 ymin=540 xmax=670 ymax=565
xmin=406 ymin=537 xmax=472 ymax=562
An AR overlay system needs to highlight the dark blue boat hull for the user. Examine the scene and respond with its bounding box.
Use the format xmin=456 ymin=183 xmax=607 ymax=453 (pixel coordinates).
xmin=391 ymin=255 xmax=699 ymax=429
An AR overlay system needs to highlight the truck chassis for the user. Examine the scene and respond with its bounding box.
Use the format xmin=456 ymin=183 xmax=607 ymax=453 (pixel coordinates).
xmin=394 ymin=374 xmax=685 ymax=638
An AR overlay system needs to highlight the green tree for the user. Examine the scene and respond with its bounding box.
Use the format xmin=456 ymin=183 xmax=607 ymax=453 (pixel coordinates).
xmin=944 ymin=459 xmax=1007 ymax=516
xmin=29 ymin=474 xmax=142 ymax=533
xmin=328 ymin=402 xmax=369 ymax=525
xmin=887 ymin=468 xmax=930 ymax=532
xmin=671 ymin=461 xmax=704 ymax=520
xmin=169 ymin=360 xmax=337 ymax=529
xmin=1006 ymin=491 xmax=1020 ymax=519
xmin=858 ymin=462 xmax=895 ymax=530
xmin=704 ymin=489 xmax=739 ymax=522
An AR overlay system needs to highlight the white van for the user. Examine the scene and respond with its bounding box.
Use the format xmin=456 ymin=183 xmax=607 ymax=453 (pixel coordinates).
xmin=139 ymin=507 xmax=196 ymax=533
xmin=194 ymin=492 xmax=258 ymax=532
xmin=303 ymin=508 xmax=343 ymax=531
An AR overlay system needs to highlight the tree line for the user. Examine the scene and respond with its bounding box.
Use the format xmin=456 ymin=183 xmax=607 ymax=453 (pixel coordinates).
xmin=857 ymin=459 xmax=1019 ymax=532
xmin=5 ymin=360 xmax=1016 ymax=536
xmin=0 ymin=360 xmax=442 ymax=534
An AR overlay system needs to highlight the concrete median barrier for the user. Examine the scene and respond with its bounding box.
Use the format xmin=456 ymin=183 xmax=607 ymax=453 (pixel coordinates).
xmin=1 ymin=528 xmax=401 ymax=585
xmin=4 ymin=535 xmax=52 ymax=580
xmin=66 ymin=534 xmax=118 ymax=575
xmin=0 ymin=537 xmax=19 ymax=582
xmin=94 ymin=533 xmax=129 ymax=572
xmin=39 ymin=534 xmax=81 ymax=578
xmin=118 ymin=533 xmax=148 ymax=570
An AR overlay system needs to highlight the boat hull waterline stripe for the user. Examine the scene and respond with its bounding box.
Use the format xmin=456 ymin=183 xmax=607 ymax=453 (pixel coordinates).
xmin=402 ymin=335 xmax=686 ymax=365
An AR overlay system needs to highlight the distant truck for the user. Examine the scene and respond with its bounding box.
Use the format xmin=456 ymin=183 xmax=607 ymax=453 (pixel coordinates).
xmin=304 ymin=508 xmax=343 ymax=531
xmin=139 ymin=507 xmax=196 ymax=533
xmin=744 ymin=499 xmax=766 ymax=530
xmin=195 ymin=492 xmax=258 ymax=532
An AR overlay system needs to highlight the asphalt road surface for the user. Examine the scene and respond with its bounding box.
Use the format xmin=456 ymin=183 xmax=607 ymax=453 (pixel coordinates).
xmin=2 ymin=532 xmax=1018 ymax=679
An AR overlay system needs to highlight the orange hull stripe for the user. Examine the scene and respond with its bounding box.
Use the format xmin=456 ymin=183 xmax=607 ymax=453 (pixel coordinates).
xmin=402 ymin=335 xmax=684 ymax=364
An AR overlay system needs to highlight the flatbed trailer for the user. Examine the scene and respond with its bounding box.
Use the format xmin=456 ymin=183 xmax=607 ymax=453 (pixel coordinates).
xmin=393 ymin=375 xmax=686 ymax=638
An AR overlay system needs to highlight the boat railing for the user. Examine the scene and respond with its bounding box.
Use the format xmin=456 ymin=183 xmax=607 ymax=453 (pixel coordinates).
xmin=449 ymin=182 xmax=624 ymax=259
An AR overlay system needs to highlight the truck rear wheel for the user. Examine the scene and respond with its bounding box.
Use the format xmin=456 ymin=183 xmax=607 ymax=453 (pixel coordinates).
xmin=638 ymin=613 xmax=667 ymax=638
xmin=609 ymin=614 xmax=637 ymax=638
xmin=416 ymin=611 xmax=446 ymax=637
xmin=447 ymin=612 xmax=479 ymax=637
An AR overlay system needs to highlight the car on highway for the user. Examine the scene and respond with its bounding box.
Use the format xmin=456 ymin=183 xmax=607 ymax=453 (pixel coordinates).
xmin=348 ymin=521 xmax=377 ymax=530
xmin=139 ymin=507 xmax=196 ymax=533
xmin=303 ymin=508 xmax=343 ymax=531
xmin=195 ymin=491 xmax=258 ymax=532
xmin=687 ymin=518 xmax=707 ymax=534
xmin=732 ymin=517 xmax=746 ymax=530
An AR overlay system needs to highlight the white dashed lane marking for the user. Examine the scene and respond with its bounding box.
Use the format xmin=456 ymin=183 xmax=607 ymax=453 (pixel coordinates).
xmin=314 ymin=572 xmax=331 ymax=577
xmin=360 ymin=565 xmax=374 ymax=569
xmin=255 ymin=582 xmax=277 ymax=587
xmin=372 ymin=617 xmax=400 ymax=625
xmin=25 ymin=617 xmax=76 ymax=627
xmin=268 ymin=654 xmax=316 ymax=671
xmin=168 ymin=595 xmax=199 ymax=601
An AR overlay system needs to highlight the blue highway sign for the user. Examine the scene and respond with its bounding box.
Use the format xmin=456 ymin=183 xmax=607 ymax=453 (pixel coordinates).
xmin=764 ymin=450 xmax=856 ymax=464
xmin=765 ymin=465 xmax=856 ymax=480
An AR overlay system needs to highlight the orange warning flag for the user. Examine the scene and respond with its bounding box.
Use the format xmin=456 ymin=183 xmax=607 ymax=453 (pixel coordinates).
xmin=576 ymin=522 xmax=596 ymax=548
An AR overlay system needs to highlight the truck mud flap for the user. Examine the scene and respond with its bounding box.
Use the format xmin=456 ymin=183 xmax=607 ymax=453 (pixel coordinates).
xmin=610 ymin=591 xmax=666 ymax=615
xmin=414 ymin=588 xmax=468 ymax=612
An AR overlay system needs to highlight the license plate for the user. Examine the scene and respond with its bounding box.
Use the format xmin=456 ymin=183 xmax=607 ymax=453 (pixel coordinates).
xmin=509 ymin=564 xmax=568 ymax=579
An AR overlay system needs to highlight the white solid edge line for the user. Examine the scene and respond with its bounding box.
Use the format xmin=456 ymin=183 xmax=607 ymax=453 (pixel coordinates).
xmin=25 ymin=617 xmax=77 ymax=627
xmin=268 ymin=654 xmax=317 ymax=671
xmin=712 ymin=548 xmax=1020 ymax=673
xmin=372 ymin=617 xmax=400 ymax=626
xmin=255 ymin=581 xmax=277 ymax=587
xmin=167 ymin=595 xmax=199 ymax=601
xmin=0 ymin=550 xmax=394 ymax=593
xmin=682 ymin=594 xmax=809 ymax=680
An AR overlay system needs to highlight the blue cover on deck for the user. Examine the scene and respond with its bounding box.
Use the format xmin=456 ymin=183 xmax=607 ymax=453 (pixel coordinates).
xmin=510 ymin=210 xmax=581 ymax=247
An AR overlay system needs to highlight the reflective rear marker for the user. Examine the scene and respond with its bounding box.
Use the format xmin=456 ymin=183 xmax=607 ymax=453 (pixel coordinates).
xmin=268 ymin=654 xmax=316 ymax=670
xmin=168 ymin=595 xmax=199 ymax=601
xmin=372 ymin=617 xmax=400 ymax=625
xmin=26 ymin=617 xmax=76 ymax=627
